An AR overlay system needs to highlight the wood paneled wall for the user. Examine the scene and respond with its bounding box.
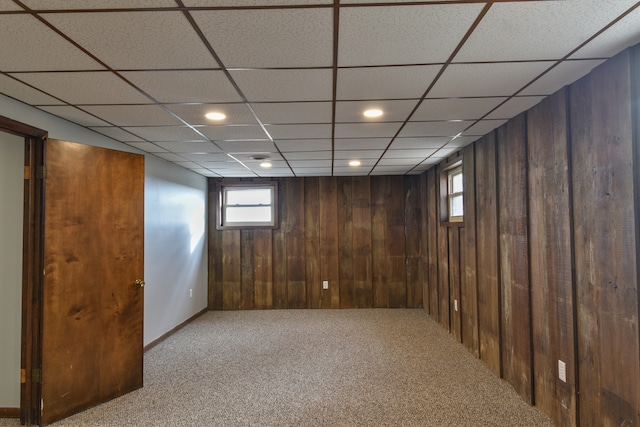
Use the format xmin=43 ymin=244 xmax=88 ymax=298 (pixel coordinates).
xmin=424 ymin=45 xmax=640 ymax=426
xmin=208 ymin=176 xmax=424 ymax=310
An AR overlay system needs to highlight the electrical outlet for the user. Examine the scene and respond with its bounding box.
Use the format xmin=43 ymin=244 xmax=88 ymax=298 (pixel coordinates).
xmin=454 ymin=299 xmax=458 ymax=312
xmin=189 ymin=289 xmax=193 ymax=298
xmin=322 ymin=280 xmax=329 ymax=290
xmin=558 ymin=360 xmax=567 ymax=383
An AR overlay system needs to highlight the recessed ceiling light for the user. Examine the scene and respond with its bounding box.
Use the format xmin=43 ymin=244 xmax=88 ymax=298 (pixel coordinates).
xmin=260 ymin=162 xmax=272 ymax=168
xmin=363 ymin=109 xmax=383 ymax=118
xmin=205 ymin=112 xmax=226 ymax=121
xmin=349 ymin=160 xmax=361 ymax=167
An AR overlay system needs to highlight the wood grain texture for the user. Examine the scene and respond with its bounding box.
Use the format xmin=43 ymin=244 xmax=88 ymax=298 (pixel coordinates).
xmin=319 ymin=177 xmax=340 ymax=308
xmin=338 ymin=177 xmax=355 ymax=308
xmin=371 ymin=176 xmax=389 ymax=308
xmin=272 ymin=179 xmax=288 ymax=309
xmin=419 ymin=172 xmax=430 ymax=314
xmin=475 ymin=132 xmax=502 ymax=377
xmin=404 ymin=175 xmax=423 ymax=308
xmin=208 ymin=181 xmax=223 ymax=310
xmin=253 ymin=229 xmax=273 ymax=309
xmin=222 ymin=230 xmax=242 ymax=310
xmin=527 ymin=89 xmax=577 ymax=426
xmin=449 ymin=227 xmax=462 ymax=342
xmin=426 ymin=168 xmax=439 ymax=319
xmin=497 ymin=114 xmax=533 ymax=404
xmin=352 ymin=176 xmax=373 ymax=308
xmin=304 ymin=177 xmax=321 ymax=309
xmin=41 ymin=140 xmax=143 ymax=425
xmin=436 ymin=165 xmax=450 ymax=330
xmin=570 ymin=51 xmax=640 ymax=426
xmin=461 ymin=144 xmax=479 ymax=357
xmin=286 ymin=178 xmax=306 ymax=309
xmin=241 ymin=230 xmax=255 ymax=309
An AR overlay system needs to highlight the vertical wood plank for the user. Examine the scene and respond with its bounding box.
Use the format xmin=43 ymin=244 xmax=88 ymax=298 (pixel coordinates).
xmin=208 ymin=181 xmax=223 ymax=310
xmin=222 ymin=230 xmax=241 ymax=310
xmin=320 ymin=177 xmax=340 ymax=308
xmin=475 ymin=132 xmax=502 ymax=376
xmin=304 ymin=177 xmax=322 ymax=309
xmin=371 ymin=176 xmax=389 ymax=308
xmin=405 ymin=175 xmax=423 ymax=308
xmin=419 ymin=172 xmax=430 ymax=314
xmin=240 ymin=230 xmax=254 ymax=310
xmin=272 ymin=179 xmax=287 ymax=309
xmin=352 ymin=176 xmax=373 ymax=308
xmin=497 ymin=114 xmax=533 ymax=403
xmin=437 ymin=165 xmax=450 ymax=330
xmin=387 ymin=176 xmax=407 ymax=308
xmin=571 ymin=51 xmax=640 ymax=426
xmin=449 ymin=227 xmax=462 ymax=342
xmin=338 ymin=177 xmax=355 ymax=309
xmin=253 ymin=229 xmax=273 ymax=309
xmin=461 ymin=144 xmax=479 ymax=357
xmin=426 ymin=168 xmax=439 ymax=320
xmin=527 ymin=88 xmax=577 ymax=426
xmin=286 ymin=178 xmax=306 ymax=309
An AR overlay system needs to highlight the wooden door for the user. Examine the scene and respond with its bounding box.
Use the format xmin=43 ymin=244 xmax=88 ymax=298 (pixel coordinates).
xmin=40 ymin=139 xmax=144 ymax=425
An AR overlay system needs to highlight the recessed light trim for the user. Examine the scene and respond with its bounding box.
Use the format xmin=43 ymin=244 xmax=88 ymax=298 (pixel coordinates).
xmin=205 ymin=112 xmax=226 ymax=121
xmin=363 ymin=109 xmax=383 ymax=118
xmin=349 ymin=160 xmax=361 ymax=167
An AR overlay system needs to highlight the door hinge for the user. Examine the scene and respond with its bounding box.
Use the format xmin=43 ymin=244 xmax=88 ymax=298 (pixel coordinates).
xmin=24 ymin=166 xmax=30 ymax=180
xmin=36 ymin=166 xmax=47 ymax=179
xmin=32 ymin=368 xmax=42 ymax=384
xmin=20 ymin=369 xmax=26 ymax=384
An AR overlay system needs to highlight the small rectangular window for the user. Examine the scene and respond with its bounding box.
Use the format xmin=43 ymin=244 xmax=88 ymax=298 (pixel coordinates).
xmin=217 ymin=183 xmax=278 ymax=229
xmin=447 ymin=166 xmax=464 ymax=223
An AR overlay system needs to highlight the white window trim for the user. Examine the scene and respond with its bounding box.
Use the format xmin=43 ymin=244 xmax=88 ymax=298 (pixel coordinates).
xmin=216 ymin=182 xmax=278 ymax=230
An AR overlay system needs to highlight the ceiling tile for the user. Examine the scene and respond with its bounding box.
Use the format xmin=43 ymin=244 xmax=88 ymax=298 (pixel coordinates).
xmin=283 ymin=151 xmax=332 ymax=160
xmin=0 ymin=75 xmax=65 ymax=105
xmin=335 ymin=100 xmax=417 ymax=123
xmin=124 ymin=142 xmax=168 ymax=153
xmin=266 ymin=124 xmax=332 ymax=139
xmin=88 ymin=126 xmax=145 ymax=142
xmin=391 ymin=137 xmax=449 ymax=150
xmin=334 ymin=138 xmax=391 ymax=150
xmin=123 ymin=126 xmax=205 ymax=142
xmin=155 ymin=141 xmax=222 ymax=153
xmin=571 ymin=6 xmax=640 ymax=59
xmin=464 ymin=120 xmax=507 ymax=136
xmin=38 ymin=106 xmax=111 ymax=126
xmin=336 ymin=66 xmax=440 ymax=100
xmin=197 ymin=125 xmax=269 ymax=141
xmin=251 ymin=102 xmax=332 ymax=124
xmin=333 ymin=169 xmax=372 ymax=176
xmin=377 ymin=157 xmax=422 ymax=167
xmin=276 ymin=139 xmax=331 ymax=152
xmin=429 ymin=62 xmax=553 ymax=98
xmin=290 ymin=167 xmax=331 ymax=175
xmin=370 ymin=165 xmax=412 ymax=175
xmin=485 ymin=97 xmax=545 ymax=120
xmin=168 ymin=103 xmax=257 ymax=125
xmin=43 ymin=11 xmax=219 ymax=69
xmin=447 ymin=136 xmax=480 ymax=147
xmin=0 ymin=15 xmax=103 ymax=71
xmin=22 ymin=0 xmax=177 ymax=8
xmin=184 ymin=0 xmax=332 ymax=5
xmin=384 ymin=148 xmax=438 ymax=159
xmin=434 ymin=146 xmax=460 ymax=157
xmin=121 ymin=70 xmax=241 ymax=103
xmin=175 ymin=161 xmax=204 ymax=169
xmin=12 ymin=72 xmax=151 ymax=104
xmin=519 ymin=60 xmax=605 ymax=96
xmin=180 ymin=153 xmax=230 ymax=162
xmin=334 ymin=150 xmax=383 ymax=159
xmin=455 ymin=0 xmax=640 ymax=62
xmin=334 ymin=122 xmax=402 ymax=138
xmin=0 ymin=1 xmax=22 ymax=10
xmin=217 ymin=140 xmax=278 ymax=152
xmin=190 ymin=169 xmax=220 ymax=177
xmin=333 ymin=157 xmax=377 ymax=167
xmin=197 ymin=161 xmax=241 ymax=169
xmin=82 ymin=104 xmax=183 ymax=126
xmin=154 ymin=152 xmax=189 ymax=162
xmin=412 ymin=97 xmax=507 ymax=121
xmin=192 ymin=8 xmax=333 ymax=68
xmin=230 ymin=69 xmax=333 ymax=102
xmin=398 ymin=121 xmax=471 ymax=138
xmin=288 ymin=160 xmax=332 ymax=168
xmin=338 ymin=4 xmax=484 ymax=66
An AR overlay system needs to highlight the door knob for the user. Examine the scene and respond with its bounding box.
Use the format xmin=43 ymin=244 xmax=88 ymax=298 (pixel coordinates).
xmin=135 ymin=279 xmax=145 ymax=289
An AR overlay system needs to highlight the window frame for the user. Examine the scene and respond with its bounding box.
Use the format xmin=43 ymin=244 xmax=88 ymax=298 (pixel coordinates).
xmin=439 ymin=157 xmax=464 ymax=227
xmin=447 ymin=165 xmax=464 ymax=223
xmin=216 ymin=182 xmax=279 ymax=230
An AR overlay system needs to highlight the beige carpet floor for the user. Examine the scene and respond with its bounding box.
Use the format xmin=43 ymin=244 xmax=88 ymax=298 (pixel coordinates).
xmin=1 ymin=309 xmax=553 ymax=426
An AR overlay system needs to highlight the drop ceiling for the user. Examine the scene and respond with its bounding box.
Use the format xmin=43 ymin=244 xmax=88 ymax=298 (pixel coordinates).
xmin=1 ymin=0 xmax=640 ymax=177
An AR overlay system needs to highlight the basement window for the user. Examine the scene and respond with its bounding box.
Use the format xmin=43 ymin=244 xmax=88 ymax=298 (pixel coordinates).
xmin=217 ymin=183 xmax=278 ymax=230
xmin=447 ymin=166 xmax=464 ymax=223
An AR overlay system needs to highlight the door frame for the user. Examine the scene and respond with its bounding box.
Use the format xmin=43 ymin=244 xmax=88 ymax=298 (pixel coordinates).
xmin=0 ymin=115 xmax=47 ymax=426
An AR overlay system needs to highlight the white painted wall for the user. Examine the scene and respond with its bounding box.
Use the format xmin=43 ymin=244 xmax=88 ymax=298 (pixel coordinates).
xmin=0 ymin=131 xmax=24 ymax=408
xmin=0 ymin=94 xmax=208 ymax=350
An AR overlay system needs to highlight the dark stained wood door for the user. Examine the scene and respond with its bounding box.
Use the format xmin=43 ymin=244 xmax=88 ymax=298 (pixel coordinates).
xmin=40 ymin=139 xmax=144 ymax=425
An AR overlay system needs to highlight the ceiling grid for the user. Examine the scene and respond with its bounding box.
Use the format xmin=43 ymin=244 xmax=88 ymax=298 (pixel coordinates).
xmin=1 ymin=0 xmax=639 ymax=177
